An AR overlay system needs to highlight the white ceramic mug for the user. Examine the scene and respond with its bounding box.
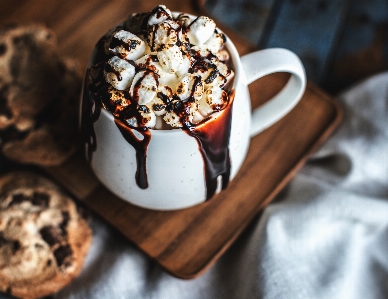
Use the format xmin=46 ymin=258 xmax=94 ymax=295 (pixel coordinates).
xmin=83 ymin=13 xmax=306 ymax=210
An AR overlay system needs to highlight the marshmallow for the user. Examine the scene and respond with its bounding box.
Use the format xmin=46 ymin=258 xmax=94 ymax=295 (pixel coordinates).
xmin=176 ymin=13 xmax=192 ymax=29
xmin=157 ymin=84 xmax=173 ymax=101
xmin=105 ymin=87 xmax=131 ymax=110
xmin=148 ymin=20 xmax=180 ymax=52
xmin=175 ymin=53 xmax=193 ymax=78
xmin=144 ymin=85 xmax=172 ymax=116
xmin=130 ymin=70 xmax=158 ymax=105
xmin=148 ymin=5 xmax=172 ymax=26
xmin=175 ymin=74 xmax=204 ymax=102
xmin=163 ymin=109 xmax=181 ymax=128
xmin=216 ymin=49 xmax=229 ymax=62
xmin=108 ymin=30 xmax=145 ymax=61
xmin=124 ymin=105 xmax=156 ymax=128
xmin=191 ymin=61 xmax=226 ymax=88
xmin=157 ymin=45 xmax=184 ymax=74
xmin=204 ymin=31 xmax=226 ymax=54
xmin=186 ymin=16 xmax=216 ymax=45
xmin=200 ymin=87 xmax=229 ymax=111
xmin=135 ymin=54 xmax=164 ymax=77
xmin=138 ymin=105 xmax=157 ymax=128
xmin=138 ymin=35 xmax=152 ymax=55
xmin=146 ymin=97 xmax=167 ymax=116
xmin=104 ymin=56 xmax=136 ymax=90
xmin=163 ymin=100 xmax=199 ymax=127
xmin=159 ymin=73 xmax=180 ymax=90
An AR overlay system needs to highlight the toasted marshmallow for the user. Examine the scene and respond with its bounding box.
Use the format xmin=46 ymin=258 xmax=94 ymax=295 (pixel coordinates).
xmin=108 ymin=30 xmax=145 ymax=61
xmin=157 ymin=45 xmax=184 ymax=74
xmin=148 ymin=20 xmax=180 ymax=51
xmin=204 ymin=31 xmax=226 ymax=53
xmin=206 ymin=55 xmax=233 ymax=79
xmin=135 ymin=54 xmax=164 ymax=77
xmin=146 ymin=97 xmax=167 ymax=116
xmin=176 ymin=74 xmax=204 ymax=102
xmin=145 ymin=85 xmax=172 ymax=116
xmin=139 ymin=105 xmax=157 ymax=128
xmin=159 ymin=73 xmax=180 ymax=89
xmin=157 ymin=84 xmax=173 ymax=102
xmin=104 ymin=56 xmax=136 ymax=90
xmin=187 ymin=16 xmax=216 ymax=45
xmin=163 ymin=100 xmax=199 ymax=127
xmin=130 ymin=70 xmax=158 ymax=105
xmin=105 ymin=87 xmax=132 ymax=111
xmin=163 ymin=110 xmax=181 ymax=128
xmin=148 ymin=5 xmax=172 ymax=26
xmin=216 ymin=49 xmax=229 ymax=62
xmin=190 ymin=46 xmax=217 ymax=61
xmin=175 ymin=54 xmax=193 ymax=78
xmin=191 ymin=60 xmax=227 ymax=88
xmin=176 ymin=13 xmax=192 ymax=29
xmin=198 ymin=87 xmax=228 ymax=117
xmin=138 ymin=35 xmax=152 ymax=55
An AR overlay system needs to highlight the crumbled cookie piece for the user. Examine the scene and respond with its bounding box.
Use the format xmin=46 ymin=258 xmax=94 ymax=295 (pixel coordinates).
xmin=0 ymin=171 xmax=92 ymax=299
xmin=0 ymin=24 xmax=82 ymax=166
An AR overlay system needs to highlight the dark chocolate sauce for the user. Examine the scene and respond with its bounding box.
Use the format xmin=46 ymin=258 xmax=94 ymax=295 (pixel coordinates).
xmin=104 ymin=63 xmax=122 ymax=81
xmin=184 ymin=91 xmax=234 ymax=200
xmin=115 ymin=119 xmax=151 ymax=189
xmin=110 ymin=36 xmax=140 ymax=52
xmin=82 ymin=69 xmax=102 ymax=162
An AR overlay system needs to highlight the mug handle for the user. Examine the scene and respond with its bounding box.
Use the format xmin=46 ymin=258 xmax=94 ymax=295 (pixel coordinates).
xmin=241 ymin=48 xmax=306 ymax=137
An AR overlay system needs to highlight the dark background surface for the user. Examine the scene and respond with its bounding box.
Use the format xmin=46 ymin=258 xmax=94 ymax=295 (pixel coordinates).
xmin=206 ymin=0 xmax=388 ymax=94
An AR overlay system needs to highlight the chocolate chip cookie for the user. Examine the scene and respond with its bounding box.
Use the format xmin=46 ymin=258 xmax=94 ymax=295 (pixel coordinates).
xmin=0 ymin=24 xmax=82 ymax=166
xmin=0 ymin=171 xmax=92 ymax=299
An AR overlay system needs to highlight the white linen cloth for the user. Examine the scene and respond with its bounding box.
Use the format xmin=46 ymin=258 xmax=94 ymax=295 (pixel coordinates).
xmin=56 ymin=72 xmax=388 ymax=299
xmin=5 ymin=72 xmax=387 ymax=299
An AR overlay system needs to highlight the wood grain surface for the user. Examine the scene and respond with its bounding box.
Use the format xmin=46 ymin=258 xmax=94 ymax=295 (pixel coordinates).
xmin=1 ymin=0 xmax=343 ymax=278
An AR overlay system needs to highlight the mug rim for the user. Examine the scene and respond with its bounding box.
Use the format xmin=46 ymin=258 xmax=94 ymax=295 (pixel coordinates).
xmin=96 ymin=11 xmax=242 ymax=134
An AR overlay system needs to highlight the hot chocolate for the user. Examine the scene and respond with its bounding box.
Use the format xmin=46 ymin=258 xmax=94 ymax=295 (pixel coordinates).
xmin=84 ymin=5 xmax=235 ymax=199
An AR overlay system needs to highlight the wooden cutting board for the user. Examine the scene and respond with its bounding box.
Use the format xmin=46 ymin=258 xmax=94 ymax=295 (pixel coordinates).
xmin=1 ymin=0 xmax=343 ymax=279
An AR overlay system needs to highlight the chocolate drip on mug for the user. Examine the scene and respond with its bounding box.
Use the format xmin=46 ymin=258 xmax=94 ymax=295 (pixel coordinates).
xmin=184 ymin=90 xmax=234 ymax=200
xmin=81 ymin=69 xmax=102 ymax=162
xmin=115 ymin=120 xmax=151 ymax=189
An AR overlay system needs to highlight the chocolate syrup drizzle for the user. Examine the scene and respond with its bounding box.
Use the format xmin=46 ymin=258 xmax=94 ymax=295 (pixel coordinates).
xmin=83 ymin=11 xmax=234 ymax=200
xmin=115 ymin=119 xmax=151 ymax=189
xmin=184 ymin=91 xmax=235 ymax=200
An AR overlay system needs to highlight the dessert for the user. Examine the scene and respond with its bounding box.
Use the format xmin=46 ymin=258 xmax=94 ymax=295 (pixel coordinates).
xmin=0 ymin=171 xmax=92 ymax=299
xmin=84 ymin=5 xmax=235 ymax=199
xmin=0 ymin=24 xmax=82 ymax=166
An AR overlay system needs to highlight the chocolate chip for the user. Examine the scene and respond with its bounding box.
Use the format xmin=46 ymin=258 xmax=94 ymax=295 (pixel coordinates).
xmin=46 ymin=259 xmax=52 ymax=267
xmin=35 ymin=243 xmax=44 ymax=248
xmin=9 ymin=193 xmax=29 ymax=206
xmin=31 ymin=192 xmax=50 ymax=207
xmin=0 ymin=43 xmax=6 ymax=56
xmin=0 ymin=87 xmax=13 ymax=119
xmin=12 ymin=240 xmax=21 ymax=253
xmin=59 ymin=211 xmax=70 ymax=235
xmin=0 ymin=233 xmax=6 ymax=246
xmin=39 ymin=226 xmax=61 ymax=246
xmin=0 ymin=125 xmax=28 ymax=143
xmin=53 ymin=244 xmax=73 ymax=268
